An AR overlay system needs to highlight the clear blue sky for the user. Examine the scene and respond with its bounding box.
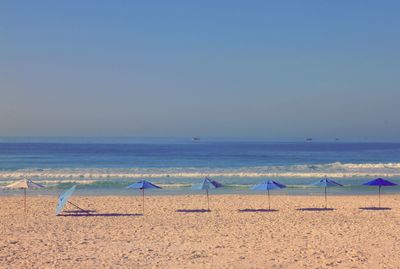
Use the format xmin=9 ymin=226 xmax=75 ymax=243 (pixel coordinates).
xmin=1 ymin=1 xmax=399 ymax=139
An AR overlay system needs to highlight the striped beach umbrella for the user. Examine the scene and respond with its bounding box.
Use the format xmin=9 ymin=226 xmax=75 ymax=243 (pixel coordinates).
xmin=4 ymin=179 xmax=45 ymax=213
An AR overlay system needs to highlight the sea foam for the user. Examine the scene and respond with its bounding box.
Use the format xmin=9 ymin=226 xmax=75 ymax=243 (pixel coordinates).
xmin=0 ymin=162 xmax=400 ymax=180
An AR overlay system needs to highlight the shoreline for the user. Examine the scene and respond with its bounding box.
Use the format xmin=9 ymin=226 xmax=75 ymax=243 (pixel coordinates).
xmin=2 ymin=187 xmax=400 ymax=196
xmin=2 ymin=191 xmax=400 ymax=196
xmin=2 ymin=193 xmax=399 ymax=204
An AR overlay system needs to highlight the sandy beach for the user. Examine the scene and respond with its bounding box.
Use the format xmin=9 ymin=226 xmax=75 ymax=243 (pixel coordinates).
xmin=1 ymin=194 xmax=399 ymax=269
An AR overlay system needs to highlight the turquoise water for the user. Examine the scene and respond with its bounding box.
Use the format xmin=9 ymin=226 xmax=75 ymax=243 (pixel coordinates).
xmin=0 ymin=137 xmax=400 ymax=195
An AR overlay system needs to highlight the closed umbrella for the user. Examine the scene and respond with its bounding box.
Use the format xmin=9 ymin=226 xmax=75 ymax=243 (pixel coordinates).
xmin=126 ymin=180 xmax=161 ymax=214
xmin=363 ymin=178 xmax=397 ymax=208
xmin=252 ymin=180 xmax=286 ymax=210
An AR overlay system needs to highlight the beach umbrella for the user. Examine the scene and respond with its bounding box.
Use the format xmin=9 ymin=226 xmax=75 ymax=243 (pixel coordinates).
xmin=55 ymin=185 xmax=91 ymax=216
xmin=363 ymin=178 xmax=397 ymax=208
xmin=193 ymin=177 xmax=223 ymax=211
xmin=126 ymin=180 xmax=161 ymax=214
xmin=312 ymin=178 xmax=343 ymax=208
xmin=251 ymin=180 xmax=286 ymax=210
xmin=4 ymin=179 xmax=45 ymax=213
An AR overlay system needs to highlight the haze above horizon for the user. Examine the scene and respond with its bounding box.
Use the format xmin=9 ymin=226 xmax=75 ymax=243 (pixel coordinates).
xmin=1 ymin=1 xmax=399 ymax=140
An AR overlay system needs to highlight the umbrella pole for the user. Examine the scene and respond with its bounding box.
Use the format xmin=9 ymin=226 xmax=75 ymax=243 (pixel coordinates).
xmin=206 ymin=189 xmax=209 ymax=211
xmin=267 ymin=189 xmax=271 ymax=210
xmin=142 ymin=189 xmax=145 ymax=215
xmin=378 ymin=186 xmax=381 ymax=208
xmin=24 ymin=189 xmax=27 ymax=214
xmin=67 ymin=201 xmax=91 ymax=215
xmin=325 ymin=187 xmax=327 ymax=209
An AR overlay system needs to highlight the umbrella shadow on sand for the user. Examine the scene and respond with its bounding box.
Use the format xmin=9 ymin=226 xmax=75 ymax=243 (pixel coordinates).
xmin=63 ymin=210 xmax=97 ymax=214
xmin=238 ymin=209 xmax=278 ymax=213
xmin=296 ymin=208 xmax=335 ymax=211
xmin=359 ymin=207 xmax=391 ymax=211
xmin=176 ymin=209 xmax=211 ymax=213
xmin=58 ymin=211 xmax=143 ymax=217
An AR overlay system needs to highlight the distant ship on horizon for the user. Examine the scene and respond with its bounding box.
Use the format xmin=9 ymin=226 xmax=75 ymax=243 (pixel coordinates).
xmin=306 ymin=138 xmax=313 ymax=142
xmin=192 ymin=137 xmax=200 ymax=142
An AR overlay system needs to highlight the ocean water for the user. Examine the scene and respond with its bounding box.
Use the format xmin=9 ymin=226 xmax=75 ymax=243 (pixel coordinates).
xmin=0 ymin=137 xmax=400 ymax=195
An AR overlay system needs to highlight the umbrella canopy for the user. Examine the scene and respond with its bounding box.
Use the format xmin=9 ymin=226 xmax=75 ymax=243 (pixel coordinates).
xmin=55 ymin=185 xmax=77 ymax=215
xmin=4 ymin=179 xmax=45 ymax=213
xmin=192 ymin=177 xmax=223 ymax=211
xmin=252 ymin=180 xmax=286 ymax=191
xmin=126 ymin=180 xmax=162 ymax=190
xmin=363 ymin=178 xmax=397 ymax=187
xmin=193 ymin=177 xmax=223 ymax=190
xmin=126 ymin=180 xmax=161 ymax=214
xmin=312 ymin=178 xmax=343 ymax=209
xmin=5 ymin=179 xmax=45 ymax=190
xmin=252 ymin=180 xmax=286 ymax=210
xmin=312 ymin=178 xmax=343 ymax=188
xmin=363 ymin=178 xmax=397 ymax=208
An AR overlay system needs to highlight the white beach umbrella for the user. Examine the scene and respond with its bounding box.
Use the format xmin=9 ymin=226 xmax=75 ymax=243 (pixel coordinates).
xmin=4 ymin=179 xmax=45 ymax=213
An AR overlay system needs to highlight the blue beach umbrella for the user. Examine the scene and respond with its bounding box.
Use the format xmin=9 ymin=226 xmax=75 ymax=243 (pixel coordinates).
xmin=55 ymin=185 xmax=76 ymax=216
xmin=312 ymin=178 xmax=343 ymax=208
xmin=193 ymin=177 xmax=223 ymax=211
xmin=126 ymin=180 xmax=161 ymax=214
xmin=55 ymin=185 xmax=91 ymax=216
xmin=252 ymin=180 xmax=286 ymax=210
xmin=363 ymin=178 xmax=397 ymax=208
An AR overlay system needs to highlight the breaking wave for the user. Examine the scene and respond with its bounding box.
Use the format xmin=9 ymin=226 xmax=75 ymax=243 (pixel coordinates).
xmin=1 ymin=162 xmax=400 ymax=180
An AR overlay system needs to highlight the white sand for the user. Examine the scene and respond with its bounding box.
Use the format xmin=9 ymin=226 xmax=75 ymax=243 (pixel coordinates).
xmin=1 ymin=194 xmax=399 ymax=268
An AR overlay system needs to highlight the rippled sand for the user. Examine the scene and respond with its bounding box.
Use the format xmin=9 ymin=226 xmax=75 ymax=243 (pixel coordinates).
xmin=1 ymin=194 xmax=399 ymax=268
